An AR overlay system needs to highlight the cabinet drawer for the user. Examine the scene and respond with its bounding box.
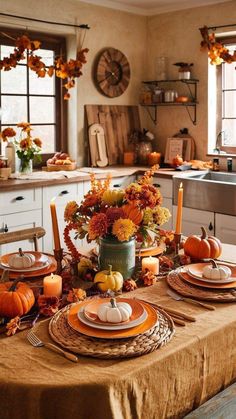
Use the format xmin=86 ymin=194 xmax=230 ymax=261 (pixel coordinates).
xmin=43 ymin=184 xmax=77 ymax=205
xmin=0 ymin=188 xmax=42 ymax=215
xmin=110 ymin=176 xmax=136 ymax=188
xmin=153 ymin=177 xmax=173 ymax=198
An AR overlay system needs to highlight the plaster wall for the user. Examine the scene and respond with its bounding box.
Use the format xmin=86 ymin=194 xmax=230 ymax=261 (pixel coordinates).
xmin=146 ymin=0 xmax=236 ymax=161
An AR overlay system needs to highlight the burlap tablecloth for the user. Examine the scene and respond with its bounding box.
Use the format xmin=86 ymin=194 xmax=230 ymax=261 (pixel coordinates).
xmin=1 ymin=277 xmax=236 ymax=419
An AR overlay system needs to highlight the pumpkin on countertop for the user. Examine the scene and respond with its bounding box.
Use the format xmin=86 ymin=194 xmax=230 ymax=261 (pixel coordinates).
xmin=97 ymin=298 xmax=132 ymax=323
xmin=8 ymin=248 xmax=35 ymax=269
xmin=94 ymin=265 xmax=123 ymax=292
xmin=203 ymin=260 xmax=232 ymax=280
xmin=0 ymin=281 xmax=35 ymax=318
xmin=184 ymin=226 xmax=222 ymax=260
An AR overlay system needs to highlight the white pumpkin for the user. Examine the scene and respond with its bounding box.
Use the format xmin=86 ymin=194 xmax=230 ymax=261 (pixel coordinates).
xmin=97 ymin=298 xmax=132 ymax=323
xmin=8 ymin=248 xmax=35 ymax=269
xmin=203 ymin=260 xmax=231 ymax=280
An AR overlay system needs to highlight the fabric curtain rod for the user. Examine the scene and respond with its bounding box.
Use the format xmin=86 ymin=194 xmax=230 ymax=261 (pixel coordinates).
xmin=0 ymin=12 xmax=90 ymax=30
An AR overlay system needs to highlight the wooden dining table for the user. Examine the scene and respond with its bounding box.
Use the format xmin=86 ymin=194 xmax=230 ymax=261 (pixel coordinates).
xmin=1 ymin=244 xmax=236 ymax=419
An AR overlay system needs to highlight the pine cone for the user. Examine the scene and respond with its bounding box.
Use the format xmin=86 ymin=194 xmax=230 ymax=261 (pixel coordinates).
xmin=123 ymin=279 xmax=138 ymax=292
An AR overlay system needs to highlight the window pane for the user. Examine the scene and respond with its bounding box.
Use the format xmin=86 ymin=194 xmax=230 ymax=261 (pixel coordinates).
xmin=1 ymin=45 xmax=27 ymax=64
xmin=222 ymin=119 xmax=236 ymax=146
xmin=29 ymin=70 xmax=55 ymax=95
xmin=32 ymin=124 xmax=55 ymax=153
xmin=36 ymin=49 xmax=54 ymax=66
xmin=2 ymin=65 xmax=27 ymax=94
xmin=30 ymin=96 xmax=55 ymax=123
xmin=224 ymin=91 xmax=236 ymax=118
xmin=223 ymin=62 xmax=236 ymax=90
xmin=1 ymin=96 xmax=27 ymax=124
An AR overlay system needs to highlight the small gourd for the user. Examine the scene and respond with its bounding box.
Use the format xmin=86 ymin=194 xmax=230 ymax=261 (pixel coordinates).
xmin=8 ymin=248 xmax=35 ymax=269
xmin=94 ymin=265 xmax=123 ymax=292
xmin=203 ymin=260 xmax=232 ymax=280
xmin=97 ymin=298 xmax=132 ymax=323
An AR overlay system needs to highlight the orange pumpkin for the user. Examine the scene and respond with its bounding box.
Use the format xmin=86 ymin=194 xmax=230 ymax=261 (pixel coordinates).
xmin=183 ymin=226 xmax=222 ymax=260
xmin=122 ymin=203 xmax=143 ymax=225
xmin=0 ymin=281 xmax=35 ymax=318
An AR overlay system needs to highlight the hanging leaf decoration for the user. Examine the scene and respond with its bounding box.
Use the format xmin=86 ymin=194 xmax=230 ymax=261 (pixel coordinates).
xmin=200 ymin=25 xmax=236 ymax=65
xmin=0 ymin=34 xmax=89 ymax=99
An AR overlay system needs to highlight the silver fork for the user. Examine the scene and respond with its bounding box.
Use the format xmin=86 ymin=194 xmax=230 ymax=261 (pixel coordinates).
xmin=27 ymin=329 xmax=78 ymax=363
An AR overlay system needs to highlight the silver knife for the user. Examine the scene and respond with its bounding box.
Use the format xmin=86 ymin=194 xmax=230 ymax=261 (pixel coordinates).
xmin=167 ymin=288 xmax=215 ymax=311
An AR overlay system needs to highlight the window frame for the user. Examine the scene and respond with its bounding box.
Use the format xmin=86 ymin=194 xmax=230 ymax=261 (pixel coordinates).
xmin=215 ymin=34 xmax=236 ymax=154
xmin=0 ymin=27 xmax=67 ymax=164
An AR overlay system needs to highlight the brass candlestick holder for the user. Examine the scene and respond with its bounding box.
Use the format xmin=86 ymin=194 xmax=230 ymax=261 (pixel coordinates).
xmin=53 ymin=248 xmax=64 ymax=274
xmin=174 ymin=233 xmax=182 ymax=256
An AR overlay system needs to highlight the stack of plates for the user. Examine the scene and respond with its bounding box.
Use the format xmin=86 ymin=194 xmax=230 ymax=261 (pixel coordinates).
xmin=67 ymin=298 xmax=159 ymax=339
xmin=0 ymin=251 xmax=57 ymax=278
xmin=181 ymin=262 xmax=236 ymax=289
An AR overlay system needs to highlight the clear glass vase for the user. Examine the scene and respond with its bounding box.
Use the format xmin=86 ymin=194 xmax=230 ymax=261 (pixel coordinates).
xmin=19 ymin=158 xmax=33 ymax=175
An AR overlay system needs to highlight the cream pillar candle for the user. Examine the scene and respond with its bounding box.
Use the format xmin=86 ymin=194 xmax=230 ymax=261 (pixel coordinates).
xmin=141 ymin=256 xmax=159 ymax=275
xmin=43 ymin=273 xmax=62 ymax=297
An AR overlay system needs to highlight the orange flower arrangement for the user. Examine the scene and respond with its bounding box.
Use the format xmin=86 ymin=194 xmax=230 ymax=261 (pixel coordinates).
xmin=64 ymin=166 xmax=172 ymax=254
xmin=200 ymin=26 xmax=236 ymax=65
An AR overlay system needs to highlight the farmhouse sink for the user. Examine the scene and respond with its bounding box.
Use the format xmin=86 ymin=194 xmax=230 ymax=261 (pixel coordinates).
xmin=173 ymin=171 xmax=236 ymax=216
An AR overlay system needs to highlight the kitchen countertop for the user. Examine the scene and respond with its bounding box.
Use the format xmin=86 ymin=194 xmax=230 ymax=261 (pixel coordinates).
xmin=0 ymin=166 xmax=182 ymax=191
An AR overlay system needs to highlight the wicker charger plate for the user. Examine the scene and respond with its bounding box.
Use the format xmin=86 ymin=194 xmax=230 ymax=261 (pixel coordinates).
xmin=49 ymin=303 xmax=175 ymax=359
xmin=167 ymin=269 xmax=236 ymax=302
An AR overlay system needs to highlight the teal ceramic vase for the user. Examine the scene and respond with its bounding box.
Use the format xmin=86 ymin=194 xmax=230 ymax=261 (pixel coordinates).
xmin=99 ymin=236 xmax=135 ymax=280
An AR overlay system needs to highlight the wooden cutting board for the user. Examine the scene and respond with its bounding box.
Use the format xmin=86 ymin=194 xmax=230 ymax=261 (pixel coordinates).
xmin=85 ymin=105 xmax=141 ymax=166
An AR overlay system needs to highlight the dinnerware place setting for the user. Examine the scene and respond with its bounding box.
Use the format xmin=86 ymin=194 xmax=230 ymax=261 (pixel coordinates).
xmin=0 ymin=250 xmax=57 ymax=279
xmin=48 ymin=296 xmax=175 ymax=359
xmin=167 ymin=260 xmax=236 ymax=303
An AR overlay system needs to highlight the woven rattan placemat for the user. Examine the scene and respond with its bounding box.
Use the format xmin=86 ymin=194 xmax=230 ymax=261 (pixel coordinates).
xmin=49 ymin=305 xmax=175 ymax=359
xmin=167 ymin=270 xmax=236 ymax=302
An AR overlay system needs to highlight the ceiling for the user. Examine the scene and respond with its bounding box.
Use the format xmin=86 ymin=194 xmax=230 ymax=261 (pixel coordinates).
xmin=79 ymin=0 xmax=231 ymax=15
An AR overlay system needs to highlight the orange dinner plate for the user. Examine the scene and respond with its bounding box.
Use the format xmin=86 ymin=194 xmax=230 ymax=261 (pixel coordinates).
xmin=187 ymin=262 xmax=236 ymax=284
xmin=67 ymin=299 xmax=159 ymax=339
xmin=136 ymin=246 xmax=163 ymax=257
xmin=84 ymin=298 xmax=144 ymax=326
xmin=179 ymin=269 xmax=236 ymax=289
xmin=0 ymin=254 xmax=57 ymax=279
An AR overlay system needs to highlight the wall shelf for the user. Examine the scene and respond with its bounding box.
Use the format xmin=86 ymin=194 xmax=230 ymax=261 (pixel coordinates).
xmin=140 ymin=79 xmax=199 ymax=125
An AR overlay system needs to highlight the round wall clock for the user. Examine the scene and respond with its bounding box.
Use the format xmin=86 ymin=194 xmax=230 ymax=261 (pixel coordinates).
xmin=94 ymin=48 xmax=131 ymax=97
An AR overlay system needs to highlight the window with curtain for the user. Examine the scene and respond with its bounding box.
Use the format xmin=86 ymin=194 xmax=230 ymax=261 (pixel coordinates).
xmin=209 ymin=35 xmax=236 ymax=154
xmin=0 ymin=27 xmax=67 ymax=162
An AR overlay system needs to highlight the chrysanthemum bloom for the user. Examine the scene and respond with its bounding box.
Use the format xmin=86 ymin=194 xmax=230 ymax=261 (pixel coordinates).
xmin=112 ymin=218 xmax=136 ymax=241
xmin=17 ymin=122 xmax=32 ymax=132
xmin=142 ymin=208 xmax=154 ymax=225
xmin=153 ymin=206 xmax=171 ymax=226
xmin=33 ymin=138 xmax=42 ymax=147
xmin=83 ymin=191 xmax=102 ymax=209
xmin=64 ymin=201 xmax=79 ymax=222
xmin=139 ymin=184 xmax=162 ymax=209
xmin=88 ymin=213 xmax=108 ymax=240
xmin=106 ymin=207 xmax=125 ymax=226
xmin=124 ymin=183 xmax=141 ymax=203
xmin=0 ymin=127 xmax=16 ymax=141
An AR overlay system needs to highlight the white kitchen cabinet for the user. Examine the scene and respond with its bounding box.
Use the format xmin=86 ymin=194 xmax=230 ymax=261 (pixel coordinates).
xmin=0 ymin=209 xmax=42 ymax=254
xmin=215 ymin=213 xmax=236 ymax=245
xmin=43 ymin=183 xmax=83 ymax=253
xmin=173 ymin=206 xmax=214 ymax=237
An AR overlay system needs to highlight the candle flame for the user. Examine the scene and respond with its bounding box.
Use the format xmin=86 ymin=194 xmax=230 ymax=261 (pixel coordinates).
xmin=51 ymin=196 xmax=56 ymax=203
xmin=180 ymin=182 xmax=183 ymax=188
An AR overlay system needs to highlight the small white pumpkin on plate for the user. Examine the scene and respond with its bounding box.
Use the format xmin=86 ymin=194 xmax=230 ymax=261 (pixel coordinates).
xmin=203 ymin=260 xmax=231 ymax=280
xmin=97 ymin=298 xmax=132 ymax=323
xmin=8 ymin=248 xmax=35 ymax=269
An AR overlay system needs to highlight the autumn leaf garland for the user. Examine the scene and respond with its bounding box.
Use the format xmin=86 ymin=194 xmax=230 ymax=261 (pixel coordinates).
xmin=0 ymin=34 xmax=89 ymax=99
xmin=200 ymin=25 xmax=236 ymax=65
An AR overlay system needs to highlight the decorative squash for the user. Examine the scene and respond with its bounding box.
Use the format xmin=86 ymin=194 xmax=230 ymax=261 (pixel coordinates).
xmin=94 ymin=265 xmax=123 ymax=292
xmin=102 ymin=189 xmax=124 ymax=206
xmin=122 ymin=203 xmax=143 ymax=225
xmin=184 ymin=227 xmax=222 ymax=260
xmin=203 ymin=260 xmax=231 ymax=280
xmin=8 ymin=248 xmax=35 ymax=269
xmin=0 ymin=281 xmax=35 ymax=318
xmin=97 ymin=298 xmax=132 ymax=323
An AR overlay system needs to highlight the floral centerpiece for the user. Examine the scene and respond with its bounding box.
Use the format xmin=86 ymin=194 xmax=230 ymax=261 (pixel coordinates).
xmin=0 ymin=122 xmax=42 ymax=174
xmin=64 ymin=166 xmax=172 ymax=278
